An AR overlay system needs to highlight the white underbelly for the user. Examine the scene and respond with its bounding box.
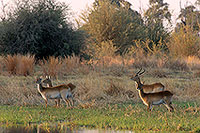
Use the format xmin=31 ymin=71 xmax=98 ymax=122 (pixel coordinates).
xmin=152 ymin=99 xmax=164 ymax=105
xmin=46 ymin=91 xmax=61 ymax=99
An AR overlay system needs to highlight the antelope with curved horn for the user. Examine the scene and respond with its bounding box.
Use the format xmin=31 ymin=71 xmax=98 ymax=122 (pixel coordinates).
xmin=36 ymin=76 xmax=75 ymax=108
xmin=42 ymin=76 xmax=60 ymax=107
xmin=131 ymin=68 xmax=173 ymax=112
xmin=136 ymin=85 xmax=174 ymax=112
xmin=130 ymin=68 xmax=164 ymax=93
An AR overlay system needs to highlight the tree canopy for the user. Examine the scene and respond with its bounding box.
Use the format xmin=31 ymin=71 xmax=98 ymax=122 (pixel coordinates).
xmin=144 ymin=0 xmax=172 ymax=44
xmin=0 ymin=0 xmax=83 ymax=59
xmin=80 ymin=0 xmax=145 ymax=56
xmin=0 ymin=0 xmax=199 ymax=59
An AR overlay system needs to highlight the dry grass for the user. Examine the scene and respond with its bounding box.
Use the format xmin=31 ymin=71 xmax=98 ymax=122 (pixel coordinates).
xmin=4 ymin=55 xmax=18 ymax=75
xmin=0 ymin=56 xmax=4 ymax=74
xmin=1 ymin=54 xmax=200 ymax=105
xmin=3 ymin=54 xmax=35 ymax=76
xmin=62 ymin=54 xmax=90 ymax=75
xmin=39 ymin=56 xmax=62 ymax=77
xmin=0 ymin=76 xmax=40 ymax=105
xmin=16 ymin=55 xmax=35 ymax=76
xmin=89 ymin=56 xmax=134 ymax=68
xmin=165 ymin=58 xmax=189 ymax=71
xmin=147 ymin=69 xmax=168 ymax=78
xmin=168 ymin=25 xmax=200 ymax=58
xmin=0 ymin=68 xmax=200 ymax=106
xmin=184 ymin=56 xmax=200 ymax=70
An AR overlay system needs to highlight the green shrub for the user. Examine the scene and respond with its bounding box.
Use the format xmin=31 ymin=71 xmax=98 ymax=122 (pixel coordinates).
xmin=0 ymin=0 xmax=83 ymax=59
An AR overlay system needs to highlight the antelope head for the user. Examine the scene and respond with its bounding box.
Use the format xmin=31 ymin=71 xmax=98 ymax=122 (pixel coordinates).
xmin=36 ymin=76 xmax=43 ymax=84
xmin=42 ymin=76 xmax=52 ymax=87
xmin=130 ymin=68 xmax=145 ymax=83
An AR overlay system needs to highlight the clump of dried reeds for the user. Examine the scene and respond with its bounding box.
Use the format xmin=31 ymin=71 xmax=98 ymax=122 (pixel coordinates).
xmin=62 ymin=54 xmax=90 ymax=75
xmin=165 ymin=58 xmax=189 ymax=71
xmin=3 ymin=54 xmax=35 ymax=76
xmin=39 ymin=56 xmax=62 ymax=77
xmin=16 ymin=55 xmax=35 ymax=76
xmin=0 ymin=56 xmax=4 ymax=74
xmin=184 ymin=56 xmax=200 ymax=70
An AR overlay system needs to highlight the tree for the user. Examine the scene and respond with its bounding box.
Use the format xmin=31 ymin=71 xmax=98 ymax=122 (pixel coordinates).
xmin=168 ymin=25 xmax=200 ymax=58
xmin=0 ymin=0 xmax=83 ymax=59
xmin=80 ymin=0 xmax=145 ymax=56
xmin=144 ymin=0 xmax=172 ymax=45
xmin=176 ymin=4 xmax=200 ymax=32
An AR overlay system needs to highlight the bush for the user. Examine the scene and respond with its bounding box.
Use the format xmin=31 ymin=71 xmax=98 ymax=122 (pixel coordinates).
xmin=0 ymin=56 xmax=4 ymax=74
xmin=39 ymin=56 xmax=62 ymax=77
xmin=80 ymin=0 xmax=145 ymax=55
xmin=4 ymin=54 xmax=35 ymax=76
xmin=62 ymin=54 xmax=90 ymax=75
xmin=168 ymin=25 xmax=200 ymax=58
xmin=0 ymin=0 xmax=83 ymax=59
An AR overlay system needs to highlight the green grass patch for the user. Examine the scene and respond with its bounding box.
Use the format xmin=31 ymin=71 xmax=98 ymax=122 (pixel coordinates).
xmin=0 ymin=102 xmax=200 ymax=132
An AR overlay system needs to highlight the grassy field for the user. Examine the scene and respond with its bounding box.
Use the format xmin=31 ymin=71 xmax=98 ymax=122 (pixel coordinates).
xmin=0 ymin=67 xmax=200 ymax=105
xmin=0 ymin=102 xmax=200 ymax=132
xmin=0 ymin=55 xmax=200 ymax=131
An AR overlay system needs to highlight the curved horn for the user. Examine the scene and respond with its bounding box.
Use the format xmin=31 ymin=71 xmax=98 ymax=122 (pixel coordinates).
xmin=138 ymin=68 xmax=145 ymax=75
xmin=136 ymin=68 xmax=142 ymax=75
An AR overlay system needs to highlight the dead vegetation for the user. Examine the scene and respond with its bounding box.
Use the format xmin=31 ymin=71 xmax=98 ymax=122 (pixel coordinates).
xmin=3 ymin=54 xmax=35 ymax=76
xmin=0 ymin=54 xmax=200 ymax=105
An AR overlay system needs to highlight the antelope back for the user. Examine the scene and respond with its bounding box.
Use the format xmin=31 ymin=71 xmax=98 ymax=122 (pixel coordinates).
xmin=143 ymin=83 xmax=165 ymax=93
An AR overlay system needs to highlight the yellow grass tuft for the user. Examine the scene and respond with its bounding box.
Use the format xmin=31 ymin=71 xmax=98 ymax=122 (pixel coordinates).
xmin=16 ymin=54 xmax=35 ymax=76
xmin=40 ymin=56 xmax=62 ymax=77
xmin=4 ymin=54 xmax=35 ymax=76
xmin=78 ymin=99 xmax=96 ymax=109
xmin=62 ymin=54 xmax=90 ymax=75
xmin=184 ymin=56 xmax=200 ymax=69
xmin=0 ymin=56 xmax=4 ymax=74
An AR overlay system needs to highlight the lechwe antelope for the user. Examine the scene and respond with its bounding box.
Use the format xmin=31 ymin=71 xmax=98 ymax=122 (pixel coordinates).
xmin=136 ymin=86 xmax=174 ymax=112
xmin=130 ymin=68 xmax=164 ymax=93
xmin=42 ymin=76 xmax=60 ymax=107
xmin=131 ymin=68 xmax=173 ymax=112
xmin=36 ymin=77 xmax=76 ymax=108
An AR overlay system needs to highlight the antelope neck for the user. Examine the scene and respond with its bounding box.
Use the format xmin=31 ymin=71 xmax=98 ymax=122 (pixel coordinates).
xmin=138 ymin=88 xmax=145 ymax=98
xmin=136 ymin=80 xmax=143 ymax=90
xmin=135 ymin=81 xmax=145 ymax=98
xmin=37 ymin=83 xmax=44 ymax=92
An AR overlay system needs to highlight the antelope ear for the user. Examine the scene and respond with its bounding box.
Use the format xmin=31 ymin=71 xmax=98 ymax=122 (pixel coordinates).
xmin=48 ymin=76 xmax=51 ymax=79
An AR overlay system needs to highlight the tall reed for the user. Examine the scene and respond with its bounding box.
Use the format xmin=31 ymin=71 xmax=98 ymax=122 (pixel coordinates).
xmin=4 ymin=54 xmax=35 ymax=76
xmin=39 ymin=56 xmax=62 ymax=77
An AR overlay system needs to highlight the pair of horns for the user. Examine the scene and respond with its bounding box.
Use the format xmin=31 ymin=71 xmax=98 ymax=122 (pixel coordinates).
xmin=136 ymin=68 xmax=145 ymax=76
xmin=37 ymin=75 xmax=51 ymax=79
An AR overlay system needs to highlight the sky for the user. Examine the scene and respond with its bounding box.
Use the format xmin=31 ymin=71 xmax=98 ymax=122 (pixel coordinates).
xmin=63 ymin=0 xmax=197 ymax=26
xmin=0 ymin=0 xmax=198 ymax=25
